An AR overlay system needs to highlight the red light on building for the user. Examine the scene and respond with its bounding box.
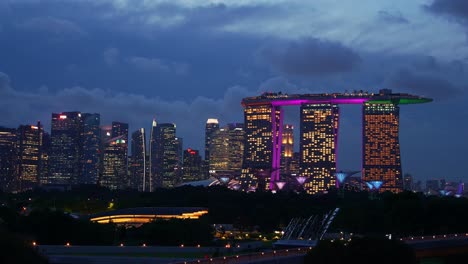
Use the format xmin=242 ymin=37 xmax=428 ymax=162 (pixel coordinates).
xmin=59 ymin=115 xmax=67 ymax=119
xmin=187 ymin=148 xmax=196 ymax=155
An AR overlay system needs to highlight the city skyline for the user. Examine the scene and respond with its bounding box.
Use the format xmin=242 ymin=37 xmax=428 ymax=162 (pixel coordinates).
xmin=0 ymin=0 xmax=467 ymax=182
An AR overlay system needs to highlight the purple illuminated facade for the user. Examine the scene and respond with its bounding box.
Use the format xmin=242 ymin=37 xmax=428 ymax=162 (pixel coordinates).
xmin=240 ymin=90 xmax=432 ymax=194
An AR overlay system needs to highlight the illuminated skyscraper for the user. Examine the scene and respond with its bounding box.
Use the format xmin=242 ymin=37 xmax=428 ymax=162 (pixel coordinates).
xmin=300 ymin=104 xmax=339 ymax=194
xmin=130 ymin=128 xmax=146 ymax=191
xmin=182 ymin=148 xmax=202 ymax=182
xmin=111 ymin=121 xmax=129 ymax=187
xmin=82 ymin=113 xmax=101 ymax=185
xmin=154 ymin=123 xmax=177 ymax=188
xmin=227 ymin=123 xmax=244 ymax=176
xmin=210 ymin=123 xmax=244 ymax=178
xmin=17 ymin=123 xmax=43 ymax=190
xmin=149 ymin=119 xmax=157 ymax=191
xmin=210 ymin=127 xmax=229 ymax=173
xmin=362 ymin=103 xmax=402 ymax=193
xmin=281 ymin=124 xmax=294 ymax=175
xmin=240 ymin=105 xmax=281 ymax=191
xmin=174 ymin=137 xmax=183 ymax=184
xmin=205 ymin=118 xmax=219 ymax=163
xmin=101 ymin=135 xmax=127 ymax=190
xmin=49 ymin=112 xmax=83 ymax=185
xmin=0 ymin=127 xmax=18 ymax=192
xmin=40 ymin=131 xmax=50 ymax=185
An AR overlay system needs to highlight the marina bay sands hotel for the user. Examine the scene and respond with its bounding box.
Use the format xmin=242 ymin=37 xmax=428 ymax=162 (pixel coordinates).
xmin=239 ymin=89 xmax=432 ymax=194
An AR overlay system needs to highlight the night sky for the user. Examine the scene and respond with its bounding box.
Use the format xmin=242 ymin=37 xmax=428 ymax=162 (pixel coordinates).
xmin=0 ymin=0 xmax=467 ymax=182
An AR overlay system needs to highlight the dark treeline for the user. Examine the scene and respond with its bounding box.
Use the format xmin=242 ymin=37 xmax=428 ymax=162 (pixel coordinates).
xmin=1 ymin=186 xmax=468 ymax=246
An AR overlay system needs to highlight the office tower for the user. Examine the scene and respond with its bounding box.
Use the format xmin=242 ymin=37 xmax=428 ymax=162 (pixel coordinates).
xmin=101 ymin=136 xmax=127 ymax=190
xmin=17 ymin=122 xmax=43 ymax=191
xmin=174 ymin=137 xmax=183 ymax=184
xmin=112 ymin=122 xmax=129 ymax=141
xmin=182 ymin=148 xmax=202 ymax=182
xmin=290 ymin=152 xmax=301 ymax=176
xmin=403 ymin=174 xmax=413 ymax=191
xmin=111 ymin=121 xmax=129 ymax=188
xmin=40 ymin=132 xmax=50 ymax=185
xmin=149 ymin=119 xmax=157 ymax=191
xmin=154 ymin=123 xmax=177 ymax=188
xmin=227 ymin=123 xmax=244 ymax=176
xmin=281 ymin=124 xmax=294 ymax=176
xmin=130 ymin=128 xmax=146 ymax=191
xmin=0 ymin=127 xmax=18 ymax=192
xmin=210 ymin=123 xmax=245 ymax=178
xmin=99 ymin=125 xmax=112 ymax=183
xmin=362 ymin=103 xmax=402 ymax=193
xmin=240 ymin=105 xmax=281 ymax=191
xmin=82 ymin=113 xmax=101 ymax=185
xmin=49 ymin=112 xmax=83 ymax=185
xmin=205 ymin=118 xmax=219 ymax=162
xmin=209 ymin=127 xmax=229 ymax=173
xmin=300 ymin=104 xmax=339 ymax=194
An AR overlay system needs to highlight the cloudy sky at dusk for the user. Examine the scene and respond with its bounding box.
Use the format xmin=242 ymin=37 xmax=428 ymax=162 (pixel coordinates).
xmin=1 ymin=0 xmax=467 ymax=182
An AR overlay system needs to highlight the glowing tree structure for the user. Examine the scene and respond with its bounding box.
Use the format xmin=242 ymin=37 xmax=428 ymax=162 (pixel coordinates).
xmin=365 ymin=180 xmax=384 ymax=199
xmin=276 ymin=181 xmax=286 ymax=190
xmin=335 ymin=171 xmax=360 ymax=188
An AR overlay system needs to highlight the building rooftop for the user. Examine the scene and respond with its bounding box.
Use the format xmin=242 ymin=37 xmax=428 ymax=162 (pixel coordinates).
xmin=242 ymin=90 xmax=432 ymax=107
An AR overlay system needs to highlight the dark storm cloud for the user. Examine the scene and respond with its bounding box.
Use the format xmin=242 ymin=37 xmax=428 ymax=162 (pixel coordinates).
xmin=386 ymin=69 xmax=464 ymax=99
xmin=257 ymin=38 xmax=361 ymax=76
xmin=378 ymin=10 xmax=409 ymax=24
xmin=426 ymin=0 xmax=468 ymax=20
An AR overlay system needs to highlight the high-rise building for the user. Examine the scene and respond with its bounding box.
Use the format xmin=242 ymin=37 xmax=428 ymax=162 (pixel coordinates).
xmin=112 ymin=122 xmax=129 ymax=141
xmin=281 ymin=124 xmax=294 ymax=176
xmin=154 ymin=123 xmax=177 ymax=188
xmin=240 ymin=105 xmax=281 ymax=191
xmin=362 ymin=103 xmax=402 ymax=193
xmin=174 ymin=137 xmax=183 ymax=184
xmin=17 ymin=122 xmax=43 ymax=191
xmin=182 ymin=148 xmax=202 ymax=182
xmin=149 ymin=119 xmax=157 ymax=191
xmin=403 ymin=174 xmax=413 ymax=191
xmin=99 ymin=125 xmax=112 ymax=184
xmin=0 ymin=127 xmax=18 ymax=192
xmin=205 ymin=118 xmax=219 ymax=162
xmin=40 ymin=131 xmax=50 ymax=185
xmin=111 ymin=121 xmax=129 ymax=188
xmin=227 ymin=123 xmax=244 ymax=177
xmin=101 ymin=135 xmax=127 ymax=190
xmin=300 ymin=104 xmax=339 ymax=194
xmin=49 ymin=112 xmax=83 ymax=185
xmin=210 ymin=127 xmax=229 ymax=173
xmin=82 ymin=113 xmax=101 ymax=185
xmin=130 ymin=128 xmax=146 ymax=191
xmin=210 ymin=123 xmax=244 ymax=178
